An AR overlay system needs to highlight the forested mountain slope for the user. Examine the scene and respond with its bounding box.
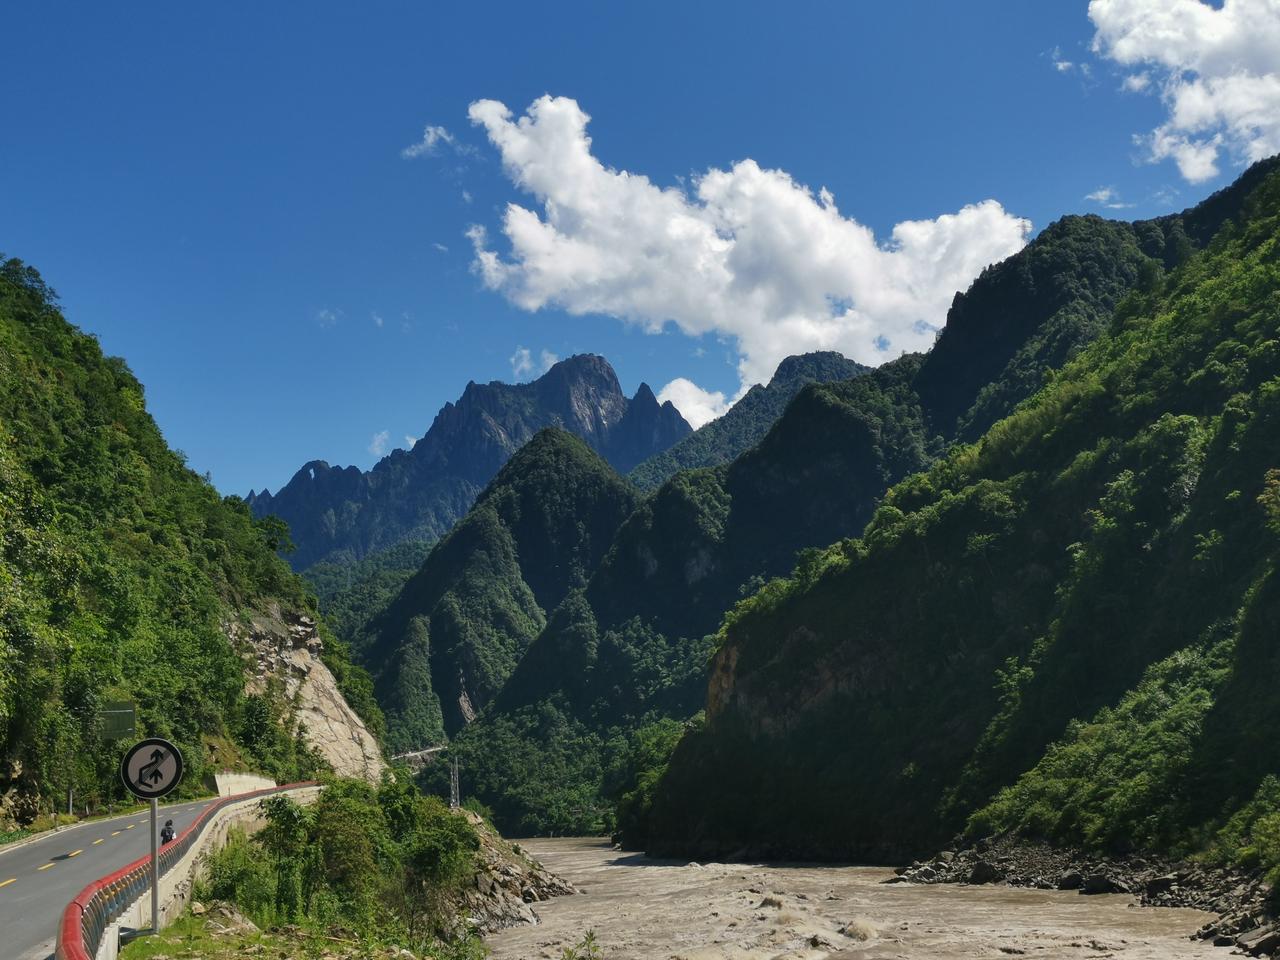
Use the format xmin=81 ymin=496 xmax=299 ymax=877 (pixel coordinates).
xmin=434 ymin=190 xmax=1240 ymax=835
xmin=357 ymin=430 xmax=640 ymax=751
xmin=0 ymin=259 xmax=382 ymax=824
xmin=645 ymin=161 xmax=1280 ymax=875
xmin=628 ymin=352 xmax=869 ymax=491
xmin=249 ymin=355 xmax=688 ymax=571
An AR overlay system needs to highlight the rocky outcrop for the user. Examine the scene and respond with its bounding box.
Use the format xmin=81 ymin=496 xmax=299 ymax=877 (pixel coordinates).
xmin=454 ymin=811 xmax=576 ymax=932
xmin=0 ymin=760 xmax=39 ymax=831
xmin=230 ymin=606 xmax=386 ymax=783
xmin=249 ymin=354 xmax=691 ymax=570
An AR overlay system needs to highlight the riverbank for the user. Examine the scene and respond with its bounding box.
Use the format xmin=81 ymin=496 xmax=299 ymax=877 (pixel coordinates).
xmin=485 ymin=838 xmax=1222 ymax=959
xmin=893 ymin=835 xmax=1276 ymax=951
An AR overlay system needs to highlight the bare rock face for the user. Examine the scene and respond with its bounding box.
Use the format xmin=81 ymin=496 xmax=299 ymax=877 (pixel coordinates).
xmin=454 ymin=811 xmax=576 ymax=933
xmin=229 ymin=605 xmax=386 ymax=783
xmin=0 ymin=759 xmax=39 ymax=830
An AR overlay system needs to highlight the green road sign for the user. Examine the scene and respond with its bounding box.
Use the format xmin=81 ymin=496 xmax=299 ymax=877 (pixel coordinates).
xmin=102 ymin=701 xmax=136 ymax=740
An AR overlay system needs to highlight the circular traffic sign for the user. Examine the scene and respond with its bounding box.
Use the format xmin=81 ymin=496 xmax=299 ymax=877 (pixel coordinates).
xmin=120 ymin=738 xmax=184 ymax=799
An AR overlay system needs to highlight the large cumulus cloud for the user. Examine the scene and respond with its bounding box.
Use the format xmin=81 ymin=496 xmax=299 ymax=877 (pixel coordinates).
xmin=466 ymin=96 xmax=1030 ymax=423
xmin=1090 ymin=0 xmax=1280 ymax=182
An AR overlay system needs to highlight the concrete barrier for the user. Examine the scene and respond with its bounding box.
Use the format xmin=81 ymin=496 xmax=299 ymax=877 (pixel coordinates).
xmin=212 ymin=771 xmax=277 ymax=797
xmin=56 ymin=783 xmax=320 ymax=960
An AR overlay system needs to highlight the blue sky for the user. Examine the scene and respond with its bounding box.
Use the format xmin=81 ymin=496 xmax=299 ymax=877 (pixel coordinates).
xmin=2 ymin=1 xmax=1273 ymax=495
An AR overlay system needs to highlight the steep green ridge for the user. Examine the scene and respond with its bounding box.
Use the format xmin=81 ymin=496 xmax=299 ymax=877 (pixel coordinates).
xmin=0 ymin=259 xmax=377 ymax=817
xmin=628 ymin=352 xmax=869 ymax=491
xmin=358 ymin=430 xmax=639 ymax=751
xmin=645 ymin=163 xmax=1280 ymax=871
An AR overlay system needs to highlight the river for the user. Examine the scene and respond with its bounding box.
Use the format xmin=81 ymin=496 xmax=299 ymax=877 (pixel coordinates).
xmin=486 ymin=838 xmax=1221 ymax=959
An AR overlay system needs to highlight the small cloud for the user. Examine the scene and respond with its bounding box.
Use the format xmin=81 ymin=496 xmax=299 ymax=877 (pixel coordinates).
xmin=433 ymin=242 xmax=449 ymax=253
xmin=510 ymin=346 xmax=534 ymax=380
xmin=401 ymin=123 xmax=480 ymax=161
xmin=657 ymin=378 xmax=731 ymax=429
xmin=368 ymin=429 xmax=390 ymax=457
xmin=461 ymin=190 xmax=473 ymax=204
xmin=316 ymin=308 xmax=341 ymax=328
xmin=404 ymin=434 xmax=418 ymax=449
xmin=510 ymin=345 xmax=558 ymax=380
xmin=1050 ymin=45 xmax=1074 ymax=72
xmin=402 ymin=124 xmax=456 ymax=159
xmin=1121 ymin=72 xmax=1150 ymax=93
xmin=372 ymin=312 xmax=384 ymax=328
xmin=1084 ymin=186 xmax=1135 ymax=210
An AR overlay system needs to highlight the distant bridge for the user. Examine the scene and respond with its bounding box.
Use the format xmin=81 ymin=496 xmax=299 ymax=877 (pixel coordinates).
xmin=389 ymin=746 xmax=446 ymax=770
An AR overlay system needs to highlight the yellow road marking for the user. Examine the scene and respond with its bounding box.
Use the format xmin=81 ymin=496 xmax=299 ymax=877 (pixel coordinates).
xmin=125 ymin=824 xmax=135 ymax=830
xmin=0 ymin=878 xmax=15 ymax=888
xmin=111 ymin=830 xmax=121 ymax=836
xmin=37 ymin=863 xmax=54 ymax=871
xmin=67 ymin=849 xmax=82 ymax=858
xmin=93 ymin=838 xmax=104 ymax=845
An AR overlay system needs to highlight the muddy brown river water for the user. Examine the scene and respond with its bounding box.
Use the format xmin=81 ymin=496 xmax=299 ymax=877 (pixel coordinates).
xmin=486 ymin=839 xmax=1221 ymax=960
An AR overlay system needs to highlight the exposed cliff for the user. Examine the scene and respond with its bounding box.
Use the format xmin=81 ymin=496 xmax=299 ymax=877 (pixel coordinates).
xmin=231 ymin=606 xmax=386 ymax=783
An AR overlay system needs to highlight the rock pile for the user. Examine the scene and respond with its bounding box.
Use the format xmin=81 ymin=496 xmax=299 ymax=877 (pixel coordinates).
xmin=892 ymin=835 xmax=1277 ymax=954
xmin=453 ymin=811 xmax=576 ymax=933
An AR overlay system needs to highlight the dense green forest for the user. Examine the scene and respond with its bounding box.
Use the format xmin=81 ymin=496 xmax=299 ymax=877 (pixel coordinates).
xmin=383 ymin=164 xmax=1275 ymax=836
xmin=0 ymin=259 xmax=379 ymax=821
xmin=643 ymin=161 xmax=1280 ymax=887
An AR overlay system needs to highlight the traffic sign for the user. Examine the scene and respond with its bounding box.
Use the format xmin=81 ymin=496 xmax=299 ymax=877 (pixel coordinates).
xmin=102 ymin=701 xmax=136 ymax=740
xmin=120 ymin=738 xmax=184 ymax=800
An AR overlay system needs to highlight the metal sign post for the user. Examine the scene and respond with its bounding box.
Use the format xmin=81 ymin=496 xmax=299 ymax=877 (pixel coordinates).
xmin=119 ymin=738 xmax=184 ymax=934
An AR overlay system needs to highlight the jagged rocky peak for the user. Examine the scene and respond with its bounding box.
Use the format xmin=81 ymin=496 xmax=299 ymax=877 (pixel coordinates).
xmin=250 ymin=353 xmax=691 ymax=570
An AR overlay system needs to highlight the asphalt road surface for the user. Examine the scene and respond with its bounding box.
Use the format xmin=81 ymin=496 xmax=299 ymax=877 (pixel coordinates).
xmin=0 ymin=798 xmax=215 ymax=960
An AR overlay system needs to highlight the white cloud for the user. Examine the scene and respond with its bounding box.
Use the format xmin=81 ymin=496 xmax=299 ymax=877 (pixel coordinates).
xmin=404 ymin=434 xmax=418 ymax=449
xmin=401 ymin=124 xmax=458 ymax=159
xmin=509 ymin=345 xmax=558 ymax=380
xmin=368 ymin=429 xmax=390 ymax=457
xmin=372 ymin=311 xmax=384 ymax=328
xmin=1084 ymin=186 xmax=1136 ymax=209
xmin=1122 ymin=71 xmax=1151 ymax=92
xmin=433 ymin=242 xmax=449 ymax=253
xmin=1051 ymin=46 xmax=1076 ymax=71
xmin=657 ymin=378 xmax=730 ymax=429
xmin=466 ymin=96 xmax=1031 ymax=396
xmin=462 ymin=190 xmax=473 ymax=203
xmin=510 ymin=346 xmax=534 ymax=379
xmin=316 ymin=308 xmax=341 ymax=328
xmin=1089 ymin=0 xmax=1280 ymax=182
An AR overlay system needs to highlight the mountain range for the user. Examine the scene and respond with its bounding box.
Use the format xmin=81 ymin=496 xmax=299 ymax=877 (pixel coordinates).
xmin=248 ymin=354 xmax=690 ymax=571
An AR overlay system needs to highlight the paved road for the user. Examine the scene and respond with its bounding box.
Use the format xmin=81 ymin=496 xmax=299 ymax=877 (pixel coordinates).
xmin=0 ymin=798 xmax=215 ymax=960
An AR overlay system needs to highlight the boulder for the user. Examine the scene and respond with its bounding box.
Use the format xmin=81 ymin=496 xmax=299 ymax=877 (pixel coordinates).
xmin=968 ymin=861 xmax=1005 ymax=885
xmin=1057 ymin=870 xmax=1083 ymax=890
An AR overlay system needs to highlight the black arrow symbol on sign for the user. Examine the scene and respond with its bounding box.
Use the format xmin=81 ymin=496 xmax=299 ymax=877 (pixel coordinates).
xmin=137 ymin=748 xmax=167 ymax=789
